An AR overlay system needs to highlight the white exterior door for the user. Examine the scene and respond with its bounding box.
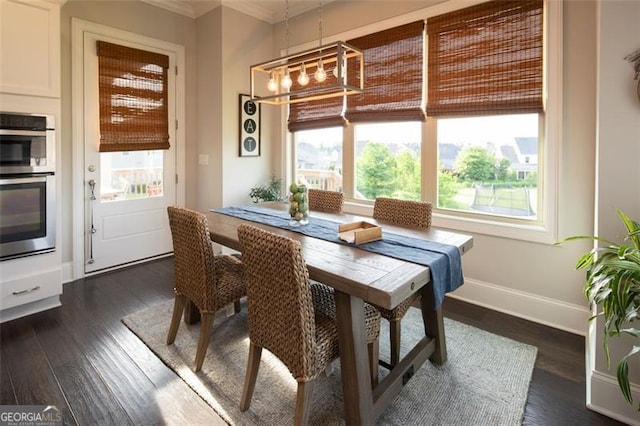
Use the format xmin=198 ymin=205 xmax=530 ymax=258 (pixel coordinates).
xmin=82 ymin=31 xmax=177 ymax=274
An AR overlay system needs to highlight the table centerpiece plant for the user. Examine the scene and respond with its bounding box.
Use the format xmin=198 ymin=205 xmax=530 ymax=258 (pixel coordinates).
xmin=249 ymin=175 xmax=283 ymax=203
xmin=556 ymin=209 xmax=640 ymax=410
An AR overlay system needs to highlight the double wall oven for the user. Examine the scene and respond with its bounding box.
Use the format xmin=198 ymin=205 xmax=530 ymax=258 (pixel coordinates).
xmin=0 ymin=112 xmax=56 ymax=260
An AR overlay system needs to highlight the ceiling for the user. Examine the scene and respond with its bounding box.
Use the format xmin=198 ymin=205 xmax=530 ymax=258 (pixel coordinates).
xmin=142 ymin=0 xmax=334 ymax=23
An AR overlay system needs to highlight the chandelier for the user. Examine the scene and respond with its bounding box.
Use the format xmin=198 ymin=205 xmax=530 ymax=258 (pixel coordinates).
xmin=250 ymin=0 xmax=364 ymax=105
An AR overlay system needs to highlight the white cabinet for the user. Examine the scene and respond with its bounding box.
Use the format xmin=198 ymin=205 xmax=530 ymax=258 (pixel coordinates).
xmin=0 ymin=0 xmax=62 ymax=322
xmin=0 ymin=251 xmax=62 ymax=323
xmin=0 ymin=0 xmax=60 ymax=98
xmin=1 ymin=270 xmax=62 ymax=309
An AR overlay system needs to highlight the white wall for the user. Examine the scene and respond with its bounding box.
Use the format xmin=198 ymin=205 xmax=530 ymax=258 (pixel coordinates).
xmin=220 ymin=7 xmax=276 ymax=207
xmin=590 ymin=0 xmax=640 ymax=422
xmin=194 ymin=6 xmax=276 ymax=211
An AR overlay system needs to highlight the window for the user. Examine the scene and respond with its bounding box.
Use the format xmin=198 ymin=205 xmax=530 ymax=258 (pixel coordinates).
xmin=427 ymin=0 xmax=543 ymax=222
xmin=100 ymin=151 xmax=164 ymax=202
xmin=436 ymin=114 xmax=539 ymax=219
xmin=355 ymin=122 xmax=421 ymax=201
xmin=294 ymin=127 xmax=343 ymax=191
xmin=287 ymin=0 xmax=559 ymax=241
xmin=96 ymin=41 xmax=170 ymax=202
xmin=291 ymin=22 xmax=425 ymax=201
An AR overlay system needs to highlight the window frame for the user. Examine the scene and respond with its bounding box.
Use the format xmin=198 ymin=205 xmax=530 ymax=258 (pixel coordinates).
xmin=287 ymin=0 xmax=561 ymax=244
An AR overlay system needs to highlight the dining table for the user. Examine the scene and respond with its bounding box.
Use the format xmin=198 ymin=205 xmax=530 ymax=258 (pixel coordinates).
xmin=206 ymin=202 xmax=473 ymax=425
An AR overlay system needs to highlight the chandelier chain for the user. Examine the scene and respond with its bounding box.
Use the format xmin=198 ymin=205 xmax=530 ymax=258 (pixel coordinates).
xmin=284 ymin=0 xmax=290 ymax=55
xmin=318 ymin=0 xmax=323 ymax=47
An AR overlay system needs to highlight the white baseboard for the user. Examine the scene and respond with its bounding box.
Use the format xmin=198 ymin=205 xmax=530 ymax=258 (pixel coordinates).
xmin=447 ymin=277 xmax=590 ymax=336
xmin=588 ymin=370 xmax=640 ymax=425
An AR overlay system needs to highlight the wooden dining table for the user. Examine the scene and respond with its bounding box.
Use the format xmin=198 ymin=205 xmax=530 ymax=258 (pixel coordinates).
xmin=207 ymin=202 xmax=473 ymax=425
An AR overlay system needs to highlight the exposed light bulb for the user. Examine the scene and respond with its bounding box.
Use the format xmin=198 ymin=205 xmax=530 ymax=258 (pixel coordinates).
xmin=333 ymin=56 xmax=347 ymax=80
xmin=297 ymin=63 xmax=309 ymax=86
xmin=281 ymin=69 xmax=292 ymax=90
xmin=267 ymin=73 xmax=278 ymax=92
xmin=315 ymin=60 xmax=327 ymax=82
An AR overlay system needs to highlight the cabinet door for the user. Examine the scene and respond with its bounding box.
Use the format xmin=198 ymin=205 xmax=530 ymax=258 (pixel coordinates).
xmin=0 ymin=0 xmax=60 ymax=98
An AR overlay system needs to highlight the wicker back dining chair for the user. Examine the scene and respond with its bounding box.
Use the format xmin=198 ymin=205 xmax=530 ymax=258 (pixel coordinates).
xmin=237 ymin=224 xmax=381 ymax=425
xmin=372 ymin=197 xmax=433 ymax=368
xmin=308 ymin=189 xmax=344 ymax=213
xmin=166 ymin=206 xmax=246 ymax=372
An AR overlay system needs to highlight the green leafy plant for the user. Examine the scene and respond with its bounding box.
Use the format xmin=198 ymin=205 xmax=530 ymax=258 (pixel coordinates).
xmin=249 ymin=175 xmax=283 ymax=203
xmin=556 ymin=209 xmax=640 ymax=410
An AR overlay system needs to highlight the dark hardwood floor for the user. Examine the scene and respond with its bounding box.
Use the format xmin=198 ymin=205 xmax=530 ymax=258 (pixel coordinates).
xmin=0 ymin=257 xmax=622 ymax=425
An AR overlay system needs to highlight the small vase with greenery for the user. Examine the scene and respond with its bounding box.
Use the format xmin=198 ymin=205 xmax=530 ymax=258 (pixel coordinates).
xmin=557 ymin=209 xmax=640 ymax=410
xmin=249 ymin=175 xmax=283 ymax=203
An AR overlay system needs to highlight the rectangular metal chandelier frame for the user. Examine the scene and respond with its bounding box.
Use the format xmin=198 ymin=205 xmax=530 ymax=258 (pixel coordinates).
xmin=250 ymin=41 xmax=364 ymax=105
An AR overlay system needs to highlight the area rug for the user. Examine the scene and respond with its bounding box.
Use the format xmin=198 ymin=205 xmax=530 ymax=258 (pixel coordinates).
xmin=122 ymin=300 xmax=537 ymax=425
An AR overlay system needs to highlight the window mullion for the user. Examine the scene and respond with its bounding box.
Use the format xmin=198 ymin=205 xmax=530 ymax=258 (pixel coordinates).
xmin=423 ymin=117 xmax=438 ymax=204
xmin=342 ymin=124 xmax=355 ymax=200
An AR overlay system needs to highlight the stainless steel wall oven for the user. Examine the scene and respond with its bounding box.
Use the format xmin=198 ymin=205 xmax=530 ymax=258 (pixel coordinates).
xmin=0 ymin=112 xmax=56 ymax=260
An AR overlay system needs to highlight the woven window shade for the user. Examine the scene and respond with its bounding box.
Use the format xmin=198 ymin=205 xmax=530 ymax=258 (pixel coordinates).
xmin=427 ymin=0 xmax=543 ymax=117
xmin=287 ymin=50 xmax=347 ymax=132
xmin=287 ymin=92 xmax=346 ymax=132
xmin=345 ymin=21 xmax=425 ymax=123
xmin=97 ymin=41 xmax=170 ymax=152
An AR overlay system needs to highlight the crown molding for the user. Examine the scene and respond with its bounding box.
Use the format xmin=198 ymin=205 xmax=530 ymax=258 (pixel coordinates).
xmin=221 ymin=0 xmax=274 ymax=22
xmin=223 ymin=0 xmax=335 ymax=24
xmin=140 ymin=0 xmax=200 ymax=18
xmin=139 ymin=0 xmax=335 ymax=23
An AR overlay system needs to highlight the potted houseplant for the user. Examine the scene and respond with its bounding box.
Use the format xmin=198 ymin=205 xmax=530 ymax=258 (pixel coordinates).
xmin=557 ymin=209 xmax=640 ymax=410
xmin=249 ymin=174 xmax=283 ymax=203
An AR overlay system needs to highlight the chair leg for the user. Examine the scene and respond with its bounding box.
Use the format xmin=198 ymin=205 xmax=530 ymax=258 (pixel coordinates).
xmin=194 ymin=313 xmax=214 ymax=372
xmin=183 ymin=300 xmax=201 ymax=325
xmin=234 ymin=299 xmax=242 ymax=313
xmin=294 ymin=380 xmax=313 ymax=426
xmin=368 ymin=338 xmax=380 ymax=387
xmin=240 ymin=342 xmax=262 ymax=412
xmin=389 ymin=319 xmax=402 ymax=368
xmin=166 ymin=294 xmax=186 ymax=345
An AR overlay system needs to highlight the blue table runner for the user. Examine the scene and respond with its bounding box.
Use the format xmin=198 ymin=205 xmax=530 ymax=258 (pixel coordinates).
xmin=213 ymin=204 xmax=464 ymax=308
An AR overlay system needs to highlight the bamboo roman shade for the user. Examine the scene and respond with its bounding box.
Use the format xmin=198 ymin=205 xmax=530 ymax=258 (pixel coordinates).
xmin=345 ymin=21 xmax=425 ymax=123
xmin=287 ymin=93 xmax=346 ymax=132
xmin=287 ymin=49 xmax=348 ymax=132
xmin=97 ymin=41 xmax=170 ymax=152
xmin=426 ymin=0 xmax=543 ymax=117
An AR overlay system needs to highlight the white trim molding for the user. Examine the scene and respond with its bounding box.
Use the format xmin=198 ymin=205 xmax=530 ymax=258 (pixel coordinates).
xmin=588 ymin=370 xmax=640 ymax=426
xmin=70 ymin=18 xmax=186 ymax=281
xmin=448 ymin=277 xmax=590 ymax=335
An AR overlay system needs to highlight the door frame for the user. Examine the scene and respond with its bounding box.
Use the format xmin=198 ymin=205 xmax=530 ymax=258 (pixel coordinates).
xmin=71 ymin=18 xmax=186 ymax=280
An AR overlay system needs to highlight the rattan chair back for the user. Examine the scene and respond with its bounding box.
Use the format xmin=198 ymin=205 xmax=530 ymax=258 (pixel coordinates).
xmin=373 ymin=197 xmax=432 ymax=229
xmin=166 ymin=206 xmax=246 ymax=372
xmin=238 ymin=224 xmax=325 ymax=381
xmin=308 ymin=189 xmax=344 ymax=213
xmin=167 ymin=205 xmax=217 ymax=311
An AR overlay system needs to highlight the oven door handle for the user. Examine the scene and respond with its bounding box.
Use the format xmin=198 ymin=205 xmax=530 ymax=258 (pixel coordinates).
xmin=0 ymin=175 xmax=49 ymax=185
xmin=0 ymin=129 xmax=46 ymax=136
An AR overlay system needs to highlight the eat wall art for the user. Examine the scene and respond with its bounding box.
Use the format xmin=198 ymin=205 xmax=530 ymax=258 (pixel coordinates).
xmin=239 ymin=94 xmax=261 ymax=157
